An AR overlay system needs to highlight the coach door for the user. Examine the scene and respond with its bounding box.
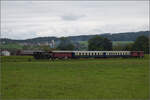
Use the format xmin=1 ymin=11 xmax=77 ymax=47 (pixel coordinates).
xmin=103 ymin=52 xmax=106 ymax=58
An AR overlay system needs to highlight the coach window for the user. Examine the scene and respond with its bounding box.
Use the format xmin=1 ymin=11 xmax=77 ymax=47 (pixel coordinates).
xmin=85 ymin=53 xmax=87 ymax=55
xmin=86 ymin=53 xmax=88 ymax=55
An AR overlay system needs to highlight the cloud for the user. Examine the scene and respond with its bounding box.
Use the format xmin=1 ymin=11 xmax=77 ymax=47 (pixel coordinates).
xmin=61 ymin=14 xmax=86 ymax=21
xmin=1 ymin=1 xmax=149 ymax=39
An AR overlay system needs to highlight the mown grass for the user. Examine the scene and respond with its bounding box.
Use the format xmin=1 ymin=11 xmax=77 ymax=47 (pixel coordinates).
xmin=0 ymin=43 xmax=23 ymax=50
xmin=0 ymin=55 xmax=149 ymax=99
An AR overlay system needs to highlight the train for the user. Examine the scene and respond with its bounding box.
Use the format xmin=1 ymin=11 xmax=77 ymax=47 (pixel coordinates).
xmin=33 ymin=51 xmax=144 ymax=59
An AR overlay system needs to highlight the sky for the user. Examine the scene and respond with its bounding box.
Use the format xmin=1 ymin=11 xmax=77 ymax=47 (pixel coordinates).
xmin=1 ymin=1 xmax=149 ymax=39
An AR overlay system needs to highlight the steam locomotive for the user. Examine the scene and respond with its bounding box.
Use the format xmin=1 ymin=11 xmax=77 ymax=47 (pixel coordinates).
xmin=33 ymin=51 xmax=144 ymax=59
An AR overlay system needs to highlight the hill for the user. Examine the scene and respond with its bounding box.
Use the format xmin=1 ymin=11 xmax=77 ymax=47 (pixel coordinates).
xmin=1 ymin=31 xmax=149 ymax=44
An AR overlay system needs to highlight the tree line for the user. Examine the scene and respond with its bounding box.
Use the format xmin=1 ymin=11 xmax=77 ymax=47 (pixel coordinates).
xmin=57 ymin=35 xmax=149 ymax=54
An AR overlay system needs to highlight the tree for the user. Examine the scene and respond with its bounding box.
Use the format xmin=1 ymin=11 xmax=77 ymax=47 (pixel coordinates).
xmin=88 ymin=36 xmax=112 ymax=51
xmin=39 ymin=45 xmax=51 ymax=51
xmin=57 ymin=37 xmax=75 ymax=50
xmin=123 ymin=43 xmax=134 ymax=51
xmin=132 ymin=35 xmax=149 ymax=53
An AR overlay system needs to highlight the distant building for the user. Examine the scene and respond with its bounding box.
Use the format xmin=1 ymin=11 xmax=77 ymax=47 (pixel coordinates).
xmin=1 ymin=50 xmax=10 ymax=56
xmin=51 ymin=40 xmax=55 ymax=48
xmin=45 ymin=42 xmax=49 ymax=46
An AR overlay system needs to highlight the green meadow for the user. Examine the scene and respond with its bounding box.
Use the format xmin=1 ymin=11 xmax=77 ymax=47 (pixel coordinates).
xmin=0 ymin=55 xmax=149 ymax=99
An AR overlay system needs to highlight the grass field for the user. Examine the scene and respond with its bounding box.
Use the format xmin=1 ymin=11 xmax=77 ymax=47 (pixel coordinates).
xmin=112 ymin=41 xmax=134 ymax=46
xmin=78 ymin=41 xmax=134 ymax=46
xmin=0 ymin=55 xmax=149 ymax=99
xmin=0 ymin=43 xmax=23 ymax=50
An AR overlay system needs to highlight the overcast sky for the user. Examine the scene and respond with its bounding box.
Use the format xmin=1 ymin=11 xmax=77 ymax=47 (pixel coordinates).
xmin=1 ymin=1 xmax=149 ymax=39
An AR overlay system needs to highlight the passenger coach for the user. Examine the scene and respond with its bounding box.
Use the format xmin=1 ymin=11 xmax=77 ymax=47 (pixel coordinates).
xmin=73 ymin=51 xmax=131 ymax=58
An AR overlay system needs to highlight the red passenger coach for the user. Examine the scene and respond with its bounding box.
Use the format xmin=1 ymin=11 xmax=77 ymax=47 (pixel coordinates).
xmin=52 ymin=51 xmax=73 ymax=59
xmin=131 ymin=51 xmax=144 ymax=58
